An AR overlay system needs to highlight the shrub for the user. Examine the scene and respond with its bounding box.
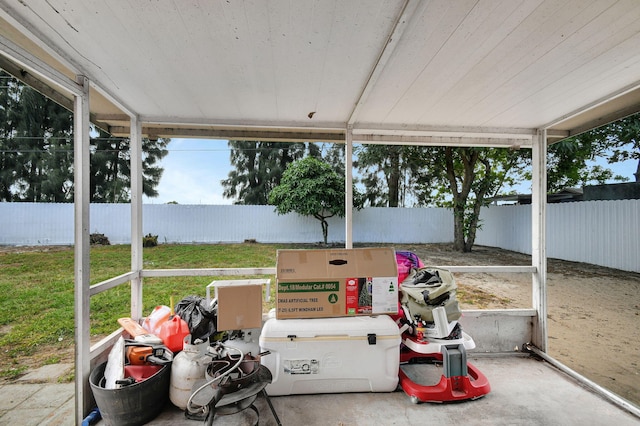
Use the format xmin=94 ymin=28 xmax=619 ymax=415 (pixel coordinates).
xmin=143 ymin=233 xmax=158 ymax=247
xmin=90 ymin=233 xmax=110 ymax=245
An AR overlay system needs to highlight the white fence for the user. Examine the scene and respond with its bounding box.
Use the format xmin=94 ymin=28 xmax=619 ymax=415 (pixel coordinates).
xmin=1 ymin=200 xmax=638 ymax=272
xmin=474 ymin=199 xmax=640 ymax=272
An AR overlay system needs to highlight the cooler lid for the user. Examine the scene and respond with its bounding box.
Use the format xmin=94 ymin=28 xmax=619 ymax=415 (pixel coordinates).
xmin=260 ymin=315 xmax=400 ymax=340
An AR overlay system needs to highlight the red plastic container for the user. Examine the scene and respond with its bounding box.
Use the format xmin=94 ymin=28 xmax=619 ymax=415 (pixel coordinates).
xmin=158 ymin=315 xmax=190 ymax=353
xmin=123 ymin=364 xmax=162 ymax=383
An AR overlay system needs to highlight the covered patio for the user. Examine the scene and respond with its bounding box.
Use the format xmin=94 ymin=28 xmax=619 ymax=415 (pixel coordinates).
xmin=1 ymin=1 xmax=639 ymax=423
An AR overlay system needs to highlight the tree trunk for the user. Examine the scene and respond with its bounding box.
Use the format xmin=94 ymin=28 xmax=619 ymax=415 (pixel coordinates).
xmin=452 ymin=200 xmax=467 ymax=251
xmin=445 ymin=147 xmax=479 ymax=252
xmin=321 ymin=218 xmax=328 ymax=245
xmin=464 ymin=198 xmax=483 ymax=252
xmin=464 ymin=158 xmax=493 ymax=252
xmin=387 ymin=146 xmax=401 ymax=207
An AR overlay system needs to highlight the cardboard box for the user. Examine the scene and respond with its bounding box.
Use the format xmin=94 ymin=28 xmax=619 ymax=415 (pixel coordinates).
xmin=275 ymin=247 xmax=398 ymax=319
xmin=213 ymin=281 xmax=263 ymax=331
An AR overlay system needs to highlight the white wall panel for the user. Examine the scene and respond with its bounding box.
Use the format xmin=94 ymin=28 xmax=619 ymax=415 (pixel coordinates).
xmin=0 ymin=204 xmax=452 ymax=246
xmin=0 ymin=203 xmax=74 ymax=245
xmin=546 ymin=200 xmax=640 ymax=272
xmin=1 ymin=200 xmax=637 ymax=272
xmin=352 ymin=207 xmax=453 ymax=243
xmin=475 ymin=200 xmax=639 ymax=273
xmin=475 ymin=204 xmax=532 ymax=254
xmin=90 ymin=204 xmax=131 ymax=244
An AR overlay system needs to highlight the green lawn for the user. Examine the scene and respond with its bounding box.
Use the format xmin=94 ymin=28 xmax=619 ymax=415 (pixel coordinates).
xmin=0 ymin=242 xmax=500 ymax=381
xmin=0 ymin=243 xmax=298 ymax=379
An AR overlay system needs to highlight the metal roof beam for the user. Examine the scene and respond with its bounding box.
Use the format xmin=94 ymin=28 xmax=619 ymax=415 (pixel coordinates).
xmin=543 ymin=80 xmax=640 ymax=132
xmin=0 ymin=55 xmax=117 ymax=134
xmin=564 ymin=103 xmax=640 ymax=138
xmin=546 ymin=129 xmax=570 ymax=140
xmin=108 ymin=126 xmax=346 ymax=142
xmin=0 ymin=54 xmax=74 ymax=109
xmin=353 ymin=124 xmax=536 ymax=138
xmin=1 ymin=5 xmax=138 ymax=119
xmin=0 ymin=32 xmax=81 ymax=96
xmin=140 ymin=115 xmax=345 ymax=133
xmin=354 ymin=134 xmax=532 ymax=149
xmin=107 ymin=124 xmax=542 ymax=148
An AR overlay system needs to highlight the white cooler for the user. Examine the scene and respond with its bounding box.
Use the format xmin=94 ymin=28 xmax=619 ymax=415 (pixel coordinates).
xmin=259 ymin=315 xmax=401 ymax=396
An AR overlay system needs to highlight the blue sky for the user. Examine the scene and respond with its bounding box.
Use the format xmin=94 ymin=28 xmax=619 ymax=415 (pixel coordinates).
xmin=143 ymin=138 xmax=638 ymax=205
xmin=143 ymin=138 xmax=233 ymax=205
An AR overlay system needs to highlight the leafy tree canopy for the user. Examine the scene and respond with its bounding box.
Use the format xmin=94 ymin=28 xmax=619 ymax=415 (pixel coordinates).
xmin=354 ymin=145 xmax=422 ymax=207
xmin=0 ymin=70 xmax=168 ymax=202
xmin=549 ymin=113 xmax=640 ymax=186
xmin=269 ymin=156 xmax=362 ymax=244
xmin=222 ymin=140 xmax=320 ymax=205
xmin=410 ymin=146 xmax=524 ymax=252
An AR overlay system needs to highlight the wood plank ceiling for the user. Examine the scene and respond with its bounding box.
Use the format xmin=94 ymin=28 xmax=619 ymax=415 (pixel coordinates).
xmin=1 ymin=0 xmax=640 ymax=147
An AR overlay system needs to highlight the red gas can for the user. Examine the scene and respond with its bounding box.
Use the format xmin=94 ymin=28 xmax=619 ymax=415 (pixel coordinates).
xmin=158 ymin=315 xmax=190 ymax=353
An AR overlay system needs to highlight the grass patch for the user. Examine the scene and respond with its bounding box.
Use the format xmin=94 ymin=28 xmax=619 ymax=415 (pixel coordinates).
xmin=457 ymin=283 xmax=511 ymax=308
xmin=0 ymin=243 xmax=297 ymax=376
xmin=0 ymin=365 xmax=27 ymax=380
xmin=0 ymin=243 xmax=502 ymax=376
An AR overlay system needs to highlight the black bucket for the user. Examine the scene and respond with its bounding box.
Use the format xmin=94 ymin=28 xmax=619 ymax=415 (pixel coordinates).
xmin=89 ymin=361 xmax=170 ymax=426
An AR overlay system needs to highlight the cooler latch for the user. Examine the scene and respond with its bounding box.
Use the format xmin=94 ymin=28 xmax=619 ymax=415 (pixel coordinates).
xmin=367 ymin=334 xmax=377 ymax=345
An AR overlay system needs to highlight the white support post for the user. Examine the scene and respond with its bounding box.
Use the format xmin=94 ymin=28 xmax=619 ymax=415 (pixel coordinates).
xmin=73 ymin=75 xmax=91 ymax=423
xmin=345 ymin=126 xmax=354 ymax=249
xmin=531 ymin=129 xmax=548 ymax=351
xmin=130 ymin=116 xmax=143 ymax=320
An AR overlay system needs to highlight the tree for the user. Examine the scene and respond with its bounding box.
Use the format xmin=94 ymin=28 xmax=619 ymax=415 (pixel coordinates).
xmin=222 ymin=141 xmax=319 ymax=204
xmin=10 ymin=78 xmax=73 ymax=201
xmin=533 ymin=113 xmax=640 ymax=191
xmin=90 ymin=129 xmax=169 ymax=202
xmin=0 ymin=71 xmax=21 ymax=201
xmin=608 ymin=114 xmax=640 ymax=182
xmin=355 ymin=145 xmax=419 ymax=207
xmin=578 ymin=113 xmax=640 ymax=183
xmin=0 ymin=70 xmax=168 ymax=202
xmin=317 ymin=142 xmax=346 ymax=176
xmin=543 ymin=139 xmax=614 ymax=192
xmin=354 ymin=143 xmax=525 ymax=252
xmin=269 ymin=156 xmax=353 ymax=245
xmin=413 ymin=147 xmax=524 ymax=252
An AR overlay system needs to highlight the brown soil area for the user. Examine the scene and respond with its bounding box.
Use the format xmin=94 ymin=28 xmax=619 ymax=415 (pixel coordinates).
xmin=2 ymin=244 xmax=638 ymax=408
xmin=398 ymin=243 xmax=640 ymax=408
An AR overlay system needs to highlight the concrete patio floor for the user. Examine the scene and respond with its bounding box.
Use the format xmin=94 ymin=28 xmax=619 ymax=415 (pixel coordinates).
xmin=2 ymin=354 xmax=638 ymax=425
xmin=127 ymin=355 xmax=640 ymax=425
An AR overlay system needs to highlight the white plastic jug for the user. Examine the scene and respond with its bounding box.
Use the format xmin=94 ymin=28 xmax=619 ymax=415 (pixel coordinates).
xmin=169 ymin=335 xmax=210 ymax=409
xmin=142 ymin=305 xmax=171 ymax=335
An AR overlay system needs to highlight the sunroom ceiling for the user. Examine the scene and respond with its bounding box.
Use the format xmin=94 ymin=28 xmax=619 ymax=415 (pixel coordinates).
xmin=1 ymin=0 xmax=640 ymax=148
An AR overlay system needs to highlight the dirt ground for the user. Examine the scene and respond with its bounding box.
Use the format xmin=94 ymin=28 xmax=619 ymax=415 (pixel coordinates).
xmin=397 ymin=243 xmax=640 ymax=408
xmin=2 ymin=244 xmax=638 ymax=408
